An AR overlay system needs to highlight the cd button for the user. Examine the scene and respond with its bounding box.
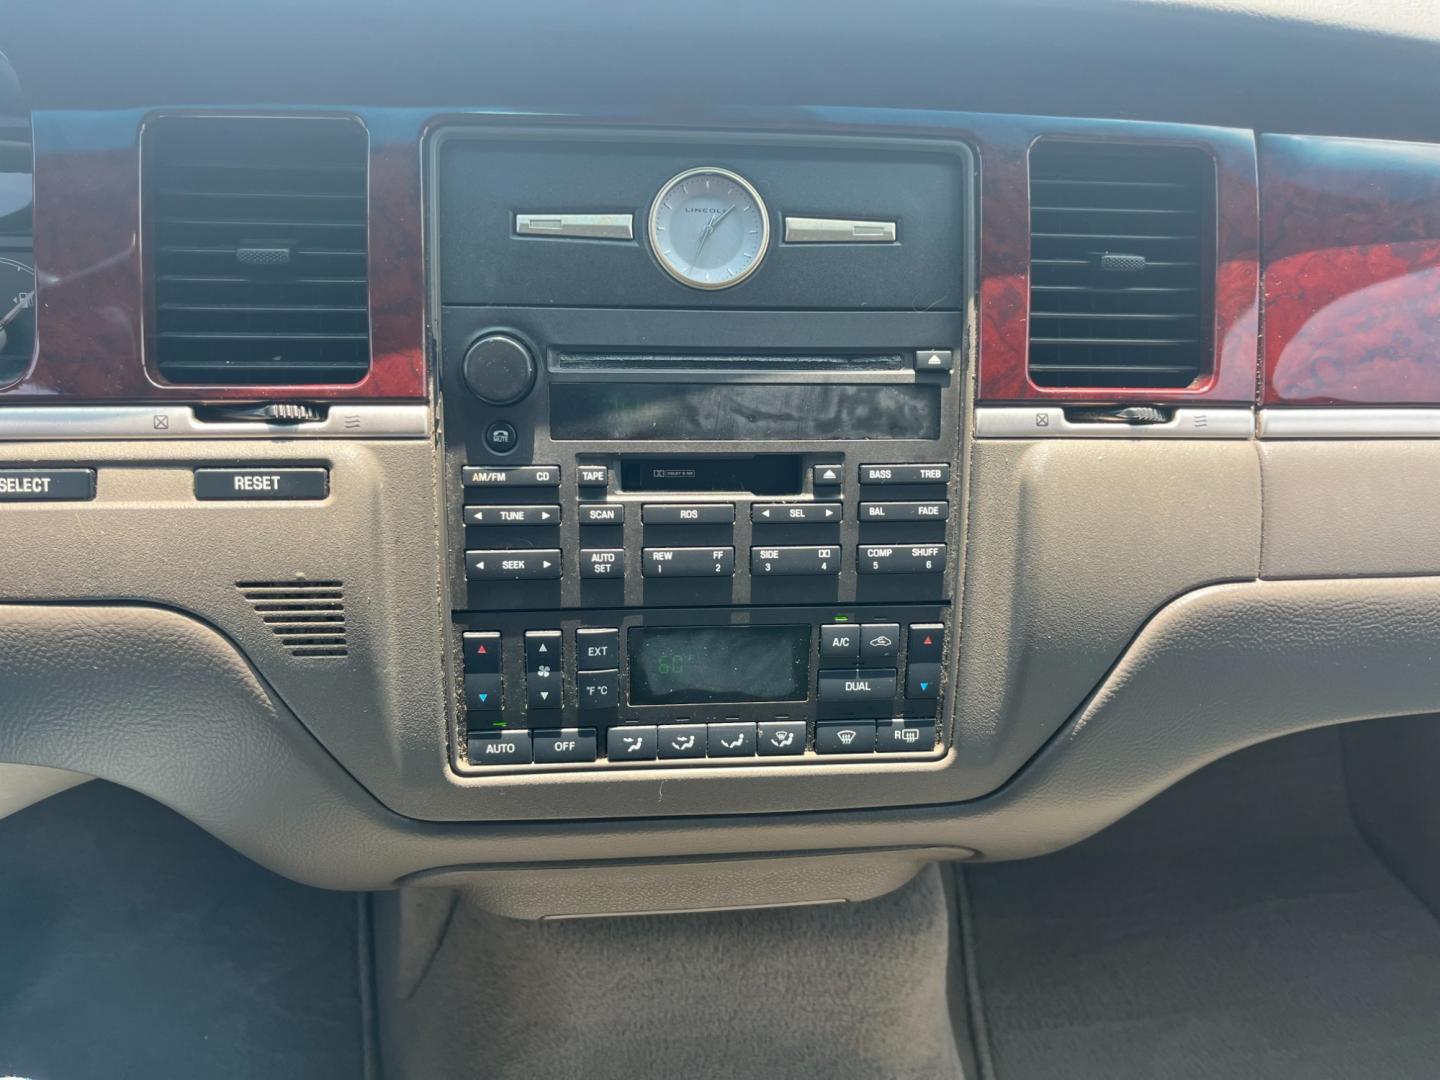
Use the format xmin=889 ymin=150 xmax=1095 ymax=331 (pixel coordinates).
xmin=462 ymin=465 xmax=561 ymax=488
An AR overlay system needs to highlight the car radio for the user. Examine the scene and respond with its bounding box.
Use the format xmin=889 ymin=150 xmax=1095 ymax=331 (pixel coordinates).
xmin=430 ymin=125 xmax=971 ymax=773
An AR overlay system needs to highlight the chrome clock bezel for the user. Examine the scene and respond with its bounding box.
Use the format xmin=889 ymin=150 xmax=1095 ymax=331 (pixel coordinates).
xmin=647 ymin=166 xmax=771 ymax=291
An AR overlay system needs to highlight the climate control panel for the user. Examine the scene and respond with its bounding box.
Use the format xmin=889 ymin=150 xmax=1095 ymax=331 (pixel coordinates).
xmin=453 ymin=604 xmax=949 ymax=773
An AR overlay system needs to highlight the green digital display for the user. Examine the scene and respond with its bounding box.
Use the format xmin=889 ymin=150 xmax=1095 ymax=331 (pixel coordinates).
xmin=629 ymin=625 xmax=811 ymax=706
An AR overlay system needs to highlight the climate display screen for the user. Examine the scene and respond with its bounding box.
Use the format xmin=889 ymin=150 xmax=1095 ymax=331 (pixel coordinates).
xmin=628 ymin=625 xmax=812 ymax=705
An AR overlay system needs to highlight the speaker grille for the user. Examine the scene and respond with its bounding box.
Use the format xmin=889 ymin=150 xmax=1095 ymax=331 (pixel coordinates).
xmin=237 ymin=580 xmax=348 ymax=658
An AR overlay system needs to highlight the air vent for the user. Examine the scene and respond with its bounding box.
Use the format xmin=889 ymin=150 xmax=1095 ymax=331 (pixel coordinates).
xmin=237 ymin=580 xmax=348 ymax=658
xmin=1028 ymin=140 xmax=1214 ymax=390
xmin=147 ymin=116 xmax=370 ymax=385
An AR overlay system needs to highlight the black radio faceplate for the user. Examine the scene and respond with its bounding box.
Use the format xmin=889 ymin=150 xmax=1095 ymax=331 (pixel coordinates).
xmin=454 ymin=604 xmax=949 ymax=774
xmin=431 ymin=125 xmax=971 ymax=780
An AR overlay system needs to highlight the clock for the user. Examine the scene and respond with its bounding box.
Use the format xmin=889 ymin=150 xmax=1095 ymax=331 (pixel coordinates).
xmin=647 ymin=167 xmax=770 ymax=290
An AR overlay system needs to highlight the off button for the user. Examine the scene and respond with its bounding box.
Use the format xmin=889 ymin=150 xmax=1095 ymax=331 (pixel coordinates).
xmin=195 ymin=468 xmax=329 ymax=500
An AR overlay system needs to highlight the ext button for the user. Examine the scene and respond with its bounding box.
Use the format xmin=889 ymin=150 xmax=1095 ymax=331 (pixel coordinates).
xmin=462 ymin=465 xmax=561 ymax=488
xmin=194 ymin=468 xmax=328 ymax=501
xmin=906 ymin=662 xmax=942 ymax=699
xmin=466 ymin=550 xmax=562 ymax=580
xmin=859 ymin=463 xmax=950 ymax=485
xmin=533 ymin=728 xmax=598 ymax=763
xmin=463 ymin=504 xmax=559 ymax=526
xmin=820 ymin=624 xmax=860 ymax=662
xmin=0 ymin=468 xmax=95 ymax=502
xmin=579 ymin=548 xmax=625 ymax=578
xmin=641 ymin=547 xmax=735 ymax=577
xmin=817 ymin=669 xmax=898 ymax=705
xmin=860 ymin=623 xmax=900 ymax=662
xmin=577 ymin=465 xmax=610 ymax=488
xmin=857 ymin=544 xmax=946 ymax=575
xmin=877 ymin=718 xmax=937 ymax=753
xmin=642 ymin=503 xmax=735 ymax=525
xmin=608 ymin=726 xmax=658 ymax=761
xmin=859 ymin=501 xmax=949 ymax=522
xmin=576 ymin=628 xmax=621 ymax=670
xmin=750 ymin=545 xmax=840 ymax=576
xmin=758 ymin=720 xmax=807 ymax=756
xmin=816 ymin=720 xmax=877 ymax=754
xmin=575 ymin=669 xmax=620 ymax=710
xmin=708 ymin=722 xmax=758 ymax=758
xmin=658 ymin=724 xmax=707 ymax=759
xmin=907 ymin=624 xmax=946 ymax=663
xmin=461 ymin=631 xmax=501 ymax=674
xmin=578 ymin=504 xmax=625 ymax=525
xmin=751 ymin=502 xmax=841 ymax=523
xmin=468 ymin=731 xmax=533 ymax=765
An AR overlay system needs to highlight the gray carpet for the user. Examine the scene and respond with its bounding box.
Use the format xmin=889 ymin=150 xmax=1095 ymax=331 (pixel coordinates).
xmin=380 ymin=864 xmax=966 ymax=1080
xmin=963 ymin=726 xmax=1440 ymax=1080
xmin=0 ymin=782 xmax=368 ymax=1080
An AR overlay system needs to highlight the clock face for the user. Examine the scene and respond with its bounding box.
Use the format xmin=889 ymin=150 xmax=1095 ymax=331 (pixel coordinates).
xmin=647 ymin=167 xmax=770 ymax=290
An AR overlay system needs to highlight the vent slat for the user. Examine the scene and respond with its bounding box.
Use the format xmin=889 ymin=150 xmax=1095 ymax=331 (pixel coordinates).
xmin=148 ymin=116 xmax=371 ymax=386
xmin=1027 ymin=141 xmax=1213 ymax=390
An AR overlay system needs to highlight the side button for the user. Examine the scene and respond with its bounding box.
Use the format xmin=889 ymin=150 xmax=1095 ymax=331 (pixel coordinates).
xmin=468 ymin=731 xmax=533 ymax=765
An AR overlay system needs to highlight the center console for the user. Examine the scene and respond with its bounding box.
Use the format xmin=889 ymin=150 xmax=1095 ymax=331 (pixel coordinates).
xmin=431 ymin=126 xmax=970 ymax=776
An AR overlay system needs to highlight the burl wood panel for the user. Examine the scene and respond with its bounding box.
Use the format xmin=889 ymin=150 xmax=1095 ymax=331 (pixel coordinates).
xmin=1262 ymin=133 xmax=1440 ymax=406
xmin=7 ymin=108 xmax=426 ymax=401
xmin=970 ymin=115 xmax=1259 ymax=404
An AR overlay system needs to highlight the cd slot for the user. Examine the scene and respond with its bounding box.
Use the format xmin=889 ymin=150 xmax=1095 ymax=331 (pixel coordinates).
xmin=554 ymin=352 xmax=905 ymax=373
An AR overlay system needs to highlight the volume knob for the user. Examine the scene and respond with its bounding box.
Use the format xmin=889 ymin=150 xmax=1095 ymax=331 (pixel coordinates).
xmin=462 ymin=334 xmax=536 ymax=406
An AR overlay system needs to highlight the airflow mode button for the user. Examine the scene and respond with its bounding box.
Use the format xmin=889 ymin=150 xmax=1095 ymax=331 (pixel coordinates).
xmin=0 ymin=468 xmax=95 ymax=502
xmin=194 ymin=468 xmax=328 ymax=501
